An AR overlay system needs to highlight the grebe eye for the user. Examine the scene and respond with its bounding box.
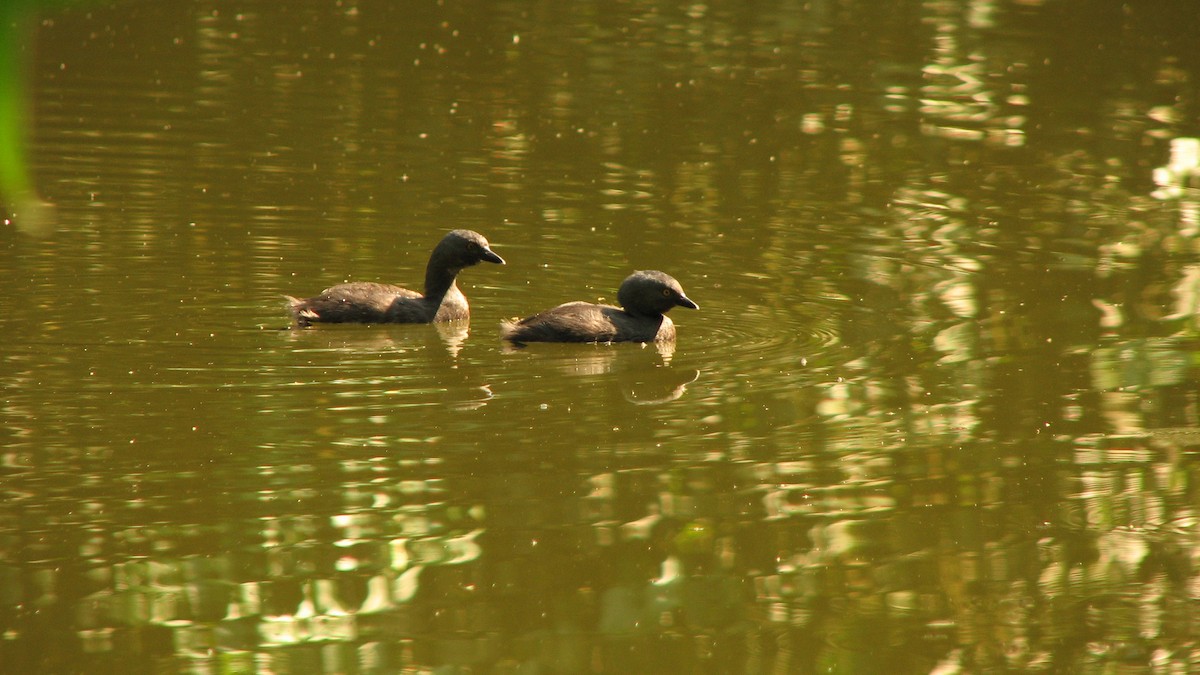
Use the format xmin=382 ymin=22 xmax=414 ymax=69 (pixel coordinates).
xmin=662 ymin=288 xmax=672 ymax=297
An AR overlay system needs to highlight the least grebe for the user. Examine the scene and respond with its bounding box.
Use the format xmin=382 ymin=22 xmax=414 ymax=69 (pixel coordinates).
xmin=287 ymin=229 xmax=503 ymax=326
xmin=501 ymin=270 xmax=698 ymax=343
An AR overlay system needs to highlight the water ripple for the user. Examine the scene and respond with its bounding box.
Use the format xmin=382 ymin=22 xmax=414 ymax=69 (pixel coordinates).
xmin=691 ymin=304 xmax=842 ymax=366
xmin=676 ymin=275 xmax=854 ymax=388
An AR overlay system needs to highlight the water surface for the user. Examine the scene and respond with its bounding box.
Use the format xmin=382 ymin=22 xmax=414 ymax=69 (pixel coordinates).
xmin=4 ymin=1 xmax=1200 ymax=672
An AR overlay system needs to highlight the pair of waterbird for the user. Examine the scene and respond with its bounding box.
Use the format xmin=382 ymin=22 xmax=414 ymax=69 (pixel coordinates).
xmin=286 ymin=229 xmax=697 ymax=344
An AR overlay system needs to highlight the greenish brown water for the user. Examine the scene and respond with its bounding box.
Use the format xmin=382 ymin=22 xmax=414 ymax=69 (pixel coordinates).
xmin=4 ymin=1 xmax=1200 ymax=673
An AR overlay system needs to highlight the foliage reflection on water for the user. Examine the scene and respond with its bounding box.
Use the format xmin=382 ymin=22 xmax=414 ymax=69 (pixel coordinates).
xmin=3 ymin=0 xmax=1200 ymax=673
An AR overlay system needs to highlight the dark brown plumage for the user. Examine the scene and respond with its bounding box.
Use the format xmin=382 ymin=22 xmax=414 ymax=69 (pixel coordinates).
xmin=501 ymin=270 xmax=698 ymax=344
xmin=286 ymin=229 xmax=503 ymax=326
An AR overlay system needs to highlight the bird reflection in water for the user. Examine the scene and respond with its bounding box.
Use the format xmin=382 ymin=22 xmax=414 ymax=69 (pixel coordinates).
xmin=280 ymin=318 xmax=470 ymax=358
xmin=502 ymin=340 xmax=701 ymax=405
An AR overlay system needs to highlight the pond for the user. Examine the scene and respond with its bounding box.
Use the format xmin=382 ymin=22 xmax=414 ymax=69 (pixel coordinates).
xmin=3 ymin=0 xmax=1200 ymax=672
